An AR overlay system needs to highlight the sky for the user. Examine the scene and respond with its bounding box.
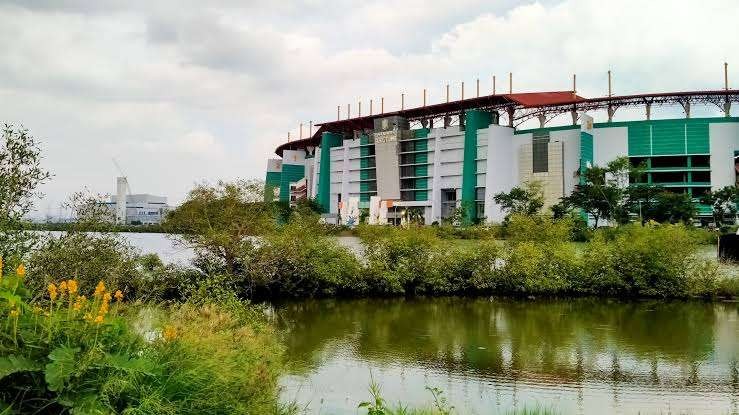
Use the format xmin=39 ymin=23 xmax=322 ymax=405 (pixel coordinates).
xmin=1 ymin=0 xmax=738 ymax=218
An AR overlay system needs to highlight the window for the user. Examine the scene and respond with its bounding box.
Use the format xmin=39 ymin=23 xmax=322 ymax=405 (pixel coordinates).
xmin=692 ymin=171 xmax=710 ymax=183
xmin=476 ymin=202 xmax=485 ymax=219
xmin=652 ymin=171 xmax=686 ymax=183
xmin=475 ymin=187 xmax=485 ymax=201
xmin=401 ymin=166 xmax=415 ymax=177
xmin=441 ymin=189 xmax=457 ymax=219
xmin=400 ymin=154 xmax=416 ymax=165
xmin=651 ymin=156 xmax=687 ymax=168
xmin=532 ymin=132 xmax=549 ymax=173
xmin=692 ymin=155 xmax=710 ymax=167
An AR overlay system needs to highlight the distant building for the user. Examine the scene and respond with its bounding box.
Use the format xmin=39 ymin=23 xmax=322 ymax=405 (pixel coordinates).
xmin=104 ymin=194 xmax=170 ymax=225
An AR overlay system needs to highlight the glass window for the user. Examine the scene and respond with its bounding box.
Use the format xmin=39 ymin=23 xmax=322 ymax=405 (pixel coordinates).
xmin=532 ymin=132 xmax=549 ymax=173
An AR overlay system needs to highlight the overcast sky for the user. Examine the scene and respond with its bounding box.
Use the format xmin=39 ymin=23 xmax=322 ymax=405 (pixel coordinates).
xmin=1 ymin=0 xmax=738 ymax=218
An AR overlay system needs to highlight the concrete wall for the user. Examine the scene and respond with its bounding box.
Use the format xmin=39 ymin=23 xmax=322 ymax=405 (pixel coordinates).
xmin=709 ymin=122 xmax=739 ymax=190
xmin=483 ymin=125 xmax=516 ymax=223
xmin=592 ymin=126 xmax=628 ymax=166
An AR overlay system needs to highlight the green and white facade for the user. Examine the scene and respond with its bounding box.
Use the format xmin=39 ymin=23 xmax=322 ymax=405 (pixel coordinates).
xmin=266 ymin=111 xmax=739 ymax=224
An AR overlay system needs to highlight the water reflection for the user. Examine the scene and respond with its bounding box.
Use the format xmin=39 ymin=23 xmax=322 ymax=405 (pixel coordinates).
xmin=276 ymin=298 xmax=739 ymax=414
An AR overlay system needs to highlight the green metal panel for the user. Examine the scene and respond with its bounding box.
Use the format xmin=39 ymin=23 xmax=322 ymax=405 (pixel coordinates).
xmin=415 ymin=178 xmax=428 ymax=189
xmin=415 ymin=190 xmax=428 ymax=201
xmin=625 ymin=119 xmax=712 ymax=156
xmin=579 ymin=131 xmax=593 ymax=185
xmin=414 ymin=128 xmax=429 ymax=138
xmin=652 ymin=123 xmax=685 ymax=155
xmin=360 ymin=193 xmax=370 ymax=202
xmin=317 ymin=132 xmax=342 ymax=213
xmin=415 ymin=152 xmax=429 ymax=164
xmin=279 ymin=164 xmax=305 ymax=202
xmin=687 ymin=123 xmax=709 ymax=153
xmin=264 ymin=171 xmax=281 ymax=202
xmin=462 ymin=110 xmax=492 ymax=223
xmin=628 ymin=124 xmax=651 ymax=156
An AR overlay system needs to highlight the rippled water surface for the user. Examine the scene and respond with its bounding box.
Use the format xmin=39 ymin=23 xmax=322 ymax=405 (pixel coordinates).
xmin=276 ymin=298 xmax=739 ymax=414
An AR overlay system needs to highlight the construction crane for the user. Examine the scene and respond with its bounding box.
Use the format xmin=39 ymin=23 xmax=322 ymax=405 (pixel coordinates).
xmin=112 ymin=158 xmax=132 ymax=194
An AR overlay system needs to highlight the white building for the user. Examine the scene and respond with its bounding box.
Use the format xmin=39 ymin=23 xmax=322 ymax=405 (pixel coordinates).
xmin=105 ymin=194 xmax=170 ymax=225
xmin=266 ymin=88 xmax=739 ymax=225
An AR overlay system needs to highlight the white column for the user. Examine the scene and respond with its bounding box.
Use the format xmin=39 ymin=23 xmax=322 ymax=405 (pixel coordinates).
xmin=341 ymin=144 xmax=350 ymax=205
xmin=484 ymin=125 xmax=516 ymax=223
xmin=430 ymin=130 xmax=443 ymax=223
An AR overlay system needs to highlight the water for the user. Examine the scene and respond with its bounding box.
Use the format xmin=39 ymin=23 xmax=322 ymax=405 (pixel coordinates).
xmin=276 ymin=298 xmax=739 ymax=414
xmin=43 ymin=231 xmax=195 ymax=264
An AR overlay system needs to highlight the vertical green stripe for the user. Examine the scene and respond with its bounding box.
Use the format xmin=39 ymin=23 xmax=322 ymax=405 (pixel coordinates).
xmin=264 ymin=171 xmax=281 ymax=202
xmin=317 ymin=132 xmax=343 ymax=213
xmin=462 ymin=110 xmax=492 ymax=223
xmin=579 ymin=131 xmax=593 ymax=185
xmin=279 ymin=164 xmax=305 ymax=202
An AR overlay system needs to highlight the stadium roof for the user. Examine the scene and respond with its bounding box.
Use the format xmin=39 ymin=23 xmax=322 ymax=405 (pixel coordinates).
xmin=274 ymin=89 xmax=738 ymax=156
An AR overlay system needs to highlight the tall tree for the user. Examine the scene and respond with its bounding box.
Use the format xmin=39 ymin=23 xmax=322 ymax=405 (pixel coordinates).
xmin=162 ymin=180 xmax=276 ymax=274
xmin=493 ymin=181 xmax=544 ymax=218
xmin=0 ymin=124 xmax=52 ymax=262
xmin=560 ymin=157 xmax=635 ymax=228
xmin=699 ymin=185 xmax=738 ymax=226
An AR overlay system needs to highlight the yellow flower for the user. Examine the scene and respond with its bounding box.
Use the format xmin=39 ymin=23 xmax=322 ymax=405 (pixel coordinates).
xmin=16 ymin=264 xmax=25 ymax=278
xmin=67 ymin=279 xmax=78 ymax=295
xmin=32 ymin=306 xmax=42 ymax=314
xmin=48 ymin=283 xmax=58 ymax=301
xmin=9 ymin=308 xmax=20 ymax=317
xmin=73 ymin=295 xmax=87 ymax=311
xmin=94 ymin=315 xmax=104 ymax=324
xmin=59 ymin=281 xmax=68 ymax=296
xmin=83 ymin=312 xmax=93 ymax=321
xmin=103 ymin=292 xmax=112 ymax=302
xmin=114 ymin=290 xmax=124 ymax=302
xmin=162 ymin=325 xmax=177 ymax=341
xmin=94 ymin=281 xmax=106 ymax=297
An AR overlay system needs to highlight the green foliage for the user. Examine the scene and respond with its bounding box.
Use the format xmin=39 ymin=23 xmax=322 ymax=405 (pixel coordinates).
xmin=358 ymin=381 xmax=455 ymax=415
xmin=699 ymin=185 xmax=739 ymax=226
xmin=503 ymin=214 xmax=573 ymax=244
xmin=0 ymin=267 xmax=286 ymax=414
xmin=493 ymin=181 xmax=544 ymax=218
xmin=562 ymin=157 xmax=634 ymax=227
xmin=0 ymin=124 xmax=52 ymax=264
xmin=26 ymin=232 xmax=142 ymax=299
xmin=580 ymin=224 xmax=715 ymax=297
xmin=244 ymin=218 xmax=362 ymax=298
xmin=163 ymin=180 xmax=277 ymax=274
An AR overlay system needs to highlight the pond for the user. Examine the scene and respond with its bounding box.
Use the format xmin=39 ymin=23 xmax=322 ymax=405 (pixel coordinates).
xmin=276 ymin=297 xmax=739 ymax=414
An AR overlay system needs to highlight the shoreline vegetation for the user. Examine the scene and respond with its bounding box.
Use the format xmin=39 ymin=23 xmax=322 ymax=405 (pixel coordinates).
xmin=2 ymin=125 xmax=738 ymax=413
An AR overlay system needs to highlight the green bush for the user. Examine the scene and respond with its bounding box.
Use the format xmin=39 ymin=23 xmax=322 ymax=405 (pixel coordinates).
xmin=26 ymin=232 xmax=142 ymax=300
xmin=247 ymin=222 xmax=363 ymax=298
xmin=361 ymin=226 xmax=439 ymax=295
xmin=503 ymin=214 xmax=573 ymax=244
xmin=0 ymin=266 xmax=286 ymax=414
xmin=581 ymin=224 xmax=710 ymax=297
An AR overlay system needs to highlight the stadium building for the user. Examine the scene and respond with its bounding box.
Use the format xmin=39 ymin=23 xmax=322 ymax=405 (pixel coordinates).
xmin=265 ymin=74 xmax=739 ymax=225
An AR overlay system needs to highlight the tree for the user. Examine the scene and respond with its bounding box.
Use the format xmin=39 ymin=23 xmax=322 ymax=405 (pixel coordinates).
xmin=0 ymin=124 xmax=52 ymax=263
xmin=650 ymin=191 xmax=697 ymax=224
xmin=561 ymin=157 xmax=635 ymax=228
xmin=699 ymin=185 xmax=738 ymax=226
xmin=162 ymin=180 xmax=276 ymax=274
xmin=493 ymin=181 xmax=544 ymax=218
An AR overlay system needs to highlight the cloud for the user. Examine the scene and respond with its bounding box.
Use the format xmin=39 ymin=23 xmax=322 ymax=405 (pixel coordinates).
xmin=0 ymin=0 xmax=737 ymax=218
